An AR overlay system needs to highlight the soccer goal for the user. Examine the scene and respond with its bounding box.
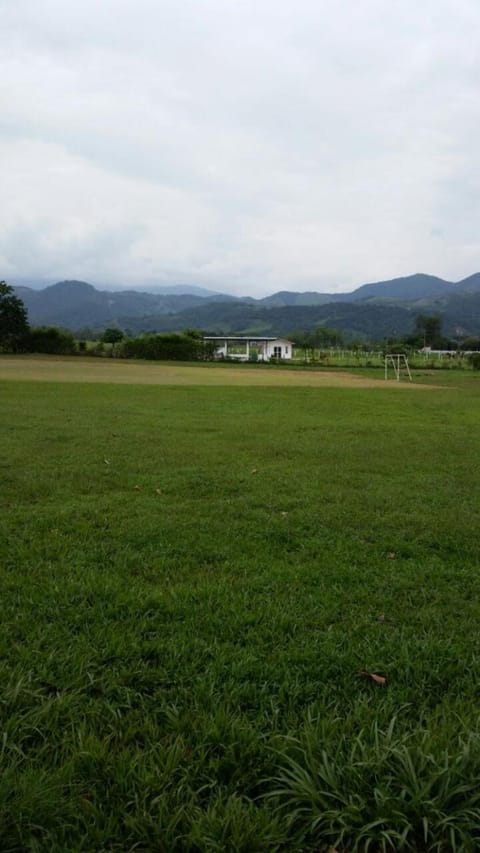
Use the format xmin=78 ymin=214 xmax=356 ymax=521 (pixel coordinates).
xmin=384 ymin=353 xmax=412 ymax=381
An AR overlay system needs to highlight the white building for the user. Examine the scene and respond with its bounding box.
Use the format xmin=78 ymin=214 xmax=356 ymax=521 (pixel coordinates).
xmin=204 ymin=336 xmax=294 ymax=361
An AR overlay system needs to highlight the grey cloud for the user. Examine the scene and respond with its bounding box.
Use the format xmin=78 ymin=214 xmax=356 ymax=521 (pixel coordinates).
xmin=1 ymin=0 xmax=480 ymax=294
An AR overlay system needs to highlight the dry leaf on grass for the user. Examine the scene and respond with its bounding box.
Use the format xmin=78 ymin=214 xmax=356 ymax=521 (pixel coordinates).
xmin=103 ymin=458 xmax=110 ymax=465
xmin=134 ymin=485 xmax=142 ymax=491
xmin=387 ymin=552 xmax=396 ymax=559
xmin=155 ymin=489 xmax=162 ymax=495
xmin=356 ymin=670 xmax=387 ymax=686
xmin=250 ymin=468 xmax=258 ymax=474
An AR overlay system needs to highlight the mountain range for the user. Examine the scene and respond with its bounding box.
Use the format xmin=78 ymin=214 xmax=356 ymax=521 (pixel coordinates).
xmin=12 ymin=273 xmax=480 ymax=340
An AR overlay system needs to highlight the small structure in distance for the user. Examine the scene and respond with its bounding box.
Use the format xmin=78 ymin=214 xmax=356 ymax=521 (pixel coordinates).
xmin=204 ymin=336 xmax=294 ymax=361
xmin=385 ymin=353 xmax=412 ymax=381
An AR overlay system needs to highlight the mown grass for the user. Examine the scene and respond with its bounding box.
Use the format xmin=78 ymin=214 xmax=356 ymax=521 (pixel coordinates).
xmin=1 ymin=371 xmax=480 ymax=851
xmin=0 ymin=354 xmax=419 ymax=388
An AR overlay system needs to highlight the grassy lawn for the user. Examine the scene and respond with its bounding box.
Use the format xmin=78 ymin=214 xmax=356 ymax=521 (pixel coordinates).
xmin=0 ymin=354 xmax=435 ymax=388
xmin=1 ymin=362 xmax=480 ymax=851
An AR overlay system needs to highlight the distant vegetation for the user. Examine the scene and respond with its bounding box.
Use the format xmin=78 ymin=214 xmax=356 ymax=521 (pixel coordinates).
xmin=0 ymin=280 xmax=29 ymax=351
xmin=3 ymin=281 xmax=480 ymax=368
xmin=121 ymin=331 xmax=216 ymax=361
xmin=11 ymin=272 xmax=480 ymax=340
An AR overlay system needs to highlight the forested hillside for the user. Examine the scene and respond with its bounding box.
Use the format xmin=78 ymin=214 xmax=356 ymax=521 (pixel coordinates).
xmin=11 ymin=274 xmax=480 ymax=339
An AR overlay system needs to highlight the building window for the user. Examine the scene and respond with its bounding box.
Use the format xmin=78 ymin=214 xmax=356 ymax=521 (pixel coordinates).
xmin=273 ymin=346 xmax=282 ymax=358
xmin=285 ymin=346 xmax=289 ymax=355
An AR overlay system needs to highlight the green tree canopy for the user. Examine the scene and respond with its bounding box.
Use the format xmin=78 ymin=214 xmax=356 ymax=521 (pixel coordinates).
xmin=315 ymin=325 xmax=345 ymax=347
xmin=0 ymin=281 xmax=29 ymax=351
xmin=25 ymin=326 xmax=76 ymax=355
xmin=101 ymin=328 xmax=124 ymax=345
xmin=414 ymin=314 xmax=443 ymax=347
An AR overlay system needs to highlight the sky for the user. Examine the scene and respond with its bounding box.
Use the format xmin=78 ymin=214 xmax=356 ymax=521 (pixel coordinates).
xmin=1 ymin=0 xmax=480 ymax=297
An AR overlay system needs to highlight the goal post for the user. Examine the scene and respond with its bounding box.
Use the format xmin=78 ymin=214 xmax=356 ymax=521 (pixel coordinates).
xmin=384 ymin=353 xmax=412 ymax=381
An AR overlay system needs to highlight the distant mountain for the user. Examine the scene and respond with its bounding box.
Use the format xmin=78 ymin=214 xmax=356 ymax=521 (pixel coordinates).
xmin=14 ymin=280 xmax=235 ymax=329
xmin=442 ymin=290 xmax=480 ymax=337
xmin=9 ymin=277 xmax=224 ymax=298
xmin=10 ymin=272 xmax=480 ymax=339
xmin=347 ymin=273 xmax=456 ymax=303
xmin=258 ymin=291 xmax=334 ymax=308
xmin=8 ymin=276 xmax=54 ymax=291
xmin=254 ymin=273 xmax=465 ymax=308
xmin=119 ymin=300 xmax=416 ymax=340
xmin=130 ymin=284 xmax=228 ymax=297
xmin=121 ymin=292 xmax=480 ymax=340
xmin=455 ymin=272 xmax=480 ymax=293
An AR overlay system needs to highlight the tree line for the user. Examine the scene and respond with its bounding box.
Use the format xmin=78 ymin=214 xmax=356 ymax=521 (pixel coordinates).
xmin=2 ymin=281 xmax=480 ymax=362
xmin=0 ymin=282 xmax=217 ymax=360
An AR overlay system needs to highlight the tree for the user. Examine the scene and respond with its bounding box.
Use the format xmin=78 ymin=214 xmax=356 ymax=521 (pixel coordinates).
xmin=315 ymin=326 xmax=345 ymax=347
xmin=0 ymin=281 xmax=29 ymax=351
xmin=414 ymin=314 xmax=442 ymax=348
xmin=460 ymin=336 xmax=480 ymax=351
xmin=101 ymin=328 xmax=124 ymax=355
xmin=183 ymin=328 xmax=203 ymax=339
xmin=291 ymin=331 xmax=317 ymax=362
xmin=101 ymin=328 xmax=124 ymax=345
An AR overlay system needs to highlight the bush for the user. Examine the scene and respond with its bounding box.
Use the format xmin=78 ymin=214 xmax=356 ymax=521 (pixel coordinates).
xmin=24 ymin=327 xmax=76 ymax=355
xmin=468 ymin=352 xmax=480 ymax=370
xmin=460 ymin=337 xmax=480 ymax=351
xmin=120 ymin=333 xmax=207 ymax=361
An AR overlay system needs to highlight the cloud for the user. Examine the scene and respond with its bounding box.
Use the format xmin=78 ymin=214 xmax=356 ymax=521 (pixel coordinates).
xmin=1 ymin=0 xmax=480 ymax=294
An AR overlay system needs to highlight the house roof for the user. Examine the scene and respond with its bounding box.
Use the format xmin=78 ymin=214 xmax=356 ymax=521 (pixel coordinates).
xmin=203 ymin=336 xmax=294 ymax=343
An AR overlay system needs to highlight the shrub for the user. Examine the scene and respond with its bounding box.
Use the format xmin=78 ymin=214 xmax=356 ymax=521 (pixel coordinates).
xmin=468 ymin=353 xmax=480 ymax=370
xmin=120 ymin=333 xmax=207 ymax=361
xmin=24 ymin=326 xmax=76 ymax=355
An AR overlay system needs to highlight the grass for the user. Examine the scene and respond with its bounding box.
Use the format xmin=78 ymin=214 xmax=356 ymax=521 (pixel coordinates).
xmin=1 ymin=362 xmax=480 ymax=850
xmin=0 ymin=354 xmax=423 ymax=388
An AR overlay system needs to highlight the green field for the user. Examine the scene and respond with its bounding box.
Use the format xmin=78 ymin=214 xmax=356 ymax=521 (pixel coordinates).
xmin=2 ymin=360 xmax=480 ymax=851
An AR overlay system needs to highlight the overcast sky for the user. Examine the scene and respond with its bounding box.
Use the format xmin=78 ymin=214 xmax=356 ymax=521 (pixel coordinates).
xmin=1 ymin=0 xmax=480 ymax=296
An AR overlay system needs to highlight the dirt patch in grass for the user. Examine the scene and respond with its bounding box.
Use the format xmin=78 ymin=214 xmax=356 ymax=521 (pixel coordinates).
xmin=0 ymin=355 xmax=436 ymax=388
